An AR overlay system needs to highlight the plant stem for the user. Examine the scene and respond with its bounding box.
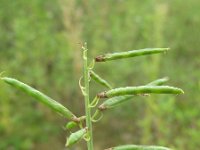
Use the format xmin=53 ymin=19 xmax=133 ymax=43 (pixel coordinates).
xmin=83 ymin=43 xmax=94 ymax=150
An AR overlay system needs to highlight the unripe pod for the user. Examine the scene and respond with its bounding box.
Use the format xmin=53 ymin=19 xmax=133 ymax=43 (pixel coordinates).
xmin=65 ymin=121 xmax=78 ymax=130
xmin=90 ymin=70 xmax=112 ymax=89
xmin=98 ymin=79 xmax=182 ymax=111
xmin=108 ymin=145 xmax=171 ymax=150
xmin=95 ymin=48 xmax=169 ymax=62
xmin=98 ymin=96 xmax=133 ymax=110
xmin=1 ymin=77 xmax=77 ymax=120
xmin=98 ymin=86 xmax=184 ymax=98
xmin=65 ymin=128 xmax=87 ymax=147
xmin=147 ymin=77 xmax=169 ymax=86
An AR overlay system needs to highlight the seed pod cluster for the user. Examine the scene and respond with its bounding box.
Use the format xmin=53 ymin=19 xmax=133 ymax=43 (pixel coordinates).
xmin=98 ymin=86 xmax=184 ymax=98
xmin=108 ymin=145 xmax=171 ymax=150
xmin=1 ymin=77 xmax=77 ymax=120
xmin=90 ymin=70 xmax=112 ymax=89
xmin=95 ymin=48 xmax=169 ymax=62
xmin=98 ymin=78 xmax=173 ymax=111
xmin=66 ymin=128 xmax=87 ymax=147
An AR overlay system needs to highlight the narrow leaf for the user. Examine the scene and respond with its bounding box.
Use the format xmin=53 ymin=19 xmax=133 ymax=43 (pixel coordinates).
xmin=107 ymin=145 xmax=171 ymax=150
xmin=90 ymin=70 xmax=112 ymax=89
xmin=1 ymin=77 xmax=77 ymax=120
xmin=97 ymin=86 xmax=184 ymax=98
xmin=66 ymin=128 xmax=87 ymax=147
xmin=95 ymin=48 xmax=169 ymax=62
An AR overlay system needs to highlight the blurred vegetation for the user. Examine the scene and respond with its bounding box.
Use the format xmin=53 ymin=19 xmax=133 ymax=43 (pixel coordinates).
xmin=0 ymin=0 xmax=199 ymax=150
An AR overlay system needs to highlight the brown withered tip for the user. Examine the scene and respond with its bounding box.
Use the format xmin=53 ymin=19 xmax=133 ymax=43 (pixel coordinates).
xmin=98 ymin=105 xmax=107 ymax=111
xmin=97 ymin=92 xmax=107 ymax=98
xmin=72 ymin=116 xmax=80 ymax=122
xmin=72 ymin=116 xmax=86 ymax=122
xmin=95 ymin=55 xmax=105 ymax=62
xmin=141 ymin=93 xmax=150 ymax=97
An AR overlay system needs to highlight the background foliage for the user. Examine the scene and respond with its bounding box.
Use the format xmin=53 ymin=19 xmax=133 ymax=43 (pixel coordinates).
xmin=0 ymin=0 xmax=199 ymax=149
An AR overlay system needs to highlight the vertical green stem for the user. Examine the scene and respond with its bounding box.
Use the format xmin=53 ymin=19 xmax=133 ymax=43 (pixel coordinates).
xmin=83 ymin=43 xmax=94 ymax=150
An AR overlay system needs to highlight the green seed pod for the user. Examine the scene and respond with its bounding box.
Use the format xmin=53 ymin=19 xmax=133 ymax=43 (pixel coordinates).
xmin=97 ymin=86 xmax=184 ymax=98
xmin=147 ymin=77 xmax=169 ymax=86
xmin=1 ymin=77 xmax=76 ymax=120
xmin=90 ymin=70 xmax=112 ymax=89
xmin=65 ymin=128 xmax=87 ymax=147
xmin=98 ymin=96 xmax=133 ymax=110
xmin=95 ymin=48 xmax=169 ymax=62
xmin=65 ymin=121 xmax=78 ymax=130
xmin=109 ymin=145 xmax=171 ymax=150
xmin=98 ymin=78 xmax=169 ymax=110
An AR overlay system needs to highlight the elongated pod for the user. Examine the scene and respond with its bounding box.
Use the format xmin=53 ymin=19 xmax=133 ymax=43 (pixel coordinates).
xmin=90 ymin=70 xmax=112 ymax=89
xmin=107 ymin=145 xmax=171 ymax=150
xmin=1 ymin=77 xmax=77 ymax=120
xmin=95 ymin=48 xmax=169 ymax=62
xmin=98 ymin=78 xmax=179 ymax=110
xmin=98 ymin=96 xmax=133 ymax=110
xmin=147 ymin=77 xmax=169 ymax=86
xmin=66 ymin=128 xmax=87 ymax=147
xmin=97 ymin=86 xmax=184 ymax=98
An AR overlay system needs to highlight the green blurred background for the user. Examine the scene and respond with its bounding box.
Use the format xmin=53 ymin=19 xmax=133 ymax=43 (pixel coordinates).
xmin=0 ymin=0 xmax=199 ymax=149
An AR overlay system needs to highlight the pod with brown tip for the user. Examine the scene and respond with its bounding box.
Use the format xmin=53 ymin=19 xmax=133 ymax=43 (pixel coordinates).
xmin=95 ymin=48 xmax=169 ymax=62
xmin=107 ymin=144 xmax=171 ymax=150
xmin=98 ymin=85 xmax=184 ymax=98
xmin=65 ymin=128 xmax=87 ymax=147
xmin=90 ymin=70 xmax=112 ymax=89
xmin=98 ymin=79 xmax=177 ymax=110
xmin=1 ymin=77 xmax=77 ymax=120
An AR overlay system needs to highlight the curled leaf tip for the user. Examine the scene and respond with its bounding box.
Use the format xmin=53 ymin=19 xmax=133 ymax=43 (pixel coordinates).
xmin=91 ymin=110 xmax=103 ymax=122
